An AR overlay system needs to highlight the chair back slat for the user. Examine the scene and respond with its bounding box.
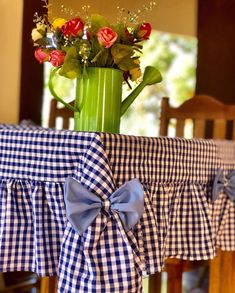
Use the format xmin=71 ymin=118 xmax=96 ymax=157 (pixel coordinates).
xmin=62 ymin=118 xmax=70 ymax=129
xmin=175 ymin=119 xmax=185 ymax=137
xmin=159 ymin=97 xmax=170 ymax=136
xmin=194 ymin=119 xmax=206 ymax=138
xmin=48 ymin=99 xmax=57 ymax=128
xmin=232 ymin=121 xmax=235 ymax=140
xmin=213 ymin=119 xmax=227 ymax=139
xmin=48 ymin=99 xmax=74 ymax=129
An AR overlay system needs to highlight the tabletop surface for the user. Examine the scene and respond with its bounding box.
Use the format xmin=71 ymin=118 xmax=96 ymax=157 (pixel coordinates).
xmin=0 ymin=124 xmax=235 ymax=292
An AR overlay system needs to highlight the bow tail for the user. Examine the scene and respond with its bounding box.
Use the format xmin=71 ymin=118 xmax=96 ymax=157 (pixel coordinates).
xmin=82 ymin=211 xmax=143 ymax=272
xmin=59 ymin=212 xmax=143 ymax=292
xmin=82 ymin=213 xmax=109 ymax=249
xmin=84 ymin=212 xmax=143 ymax=292
xmin=112 ymin=212 xmax=144 ymax=273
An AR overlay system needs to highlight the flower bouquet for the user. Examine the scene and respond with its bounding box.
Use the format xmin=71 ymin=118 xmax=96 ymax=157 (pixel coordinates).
xmin=32 ymin=1 xmax=162 ymax=133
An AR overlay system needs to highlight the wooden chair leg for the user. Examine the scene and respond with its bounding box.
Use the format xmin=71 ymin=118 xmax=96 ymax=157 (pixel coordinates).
xmin=210 ymin=251 xmax=235 ymax=293
xmin=209 ymin=250 xmax=221 ymax=293
xmin=220 ymin=251 xmax=233 ymax=293
xmin=232 ymin=252 xmax=235 ymax=293
xmin=210 ymin=250 xmax=235 ymax=293
xmin=165 ymin=260 xmax=183 ymax=293
xmin=149 ymin=272 xmax=162 ymax=293
xmin=40 ymin=276 xmax=58 ymax=293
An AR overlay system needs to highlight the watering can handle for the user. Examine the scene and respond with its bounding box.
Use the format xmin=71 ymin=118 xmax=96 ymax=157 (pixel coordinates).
xmin=48 ymin=68 xmax=78 ymax=112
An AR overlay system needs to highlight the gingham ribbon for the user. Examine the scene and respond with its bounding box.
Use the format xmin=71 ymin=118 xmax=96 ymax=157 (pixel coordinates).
xmin=212 ymin=168 xmax=235 ymax=202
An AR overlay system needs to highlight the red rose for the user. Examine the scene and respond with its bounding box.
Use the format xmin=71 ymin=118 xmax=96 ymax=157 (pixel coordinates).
xmin=97 ymin=27 xmax=118 ymax=48
xmin=49 ymin=50 xmax=65 ymax=67
xmin=61 ymin=17 xmax=84 ymax=37
xmin=137 ymin=23 xmax=152 ymax=40
xmin=34 ymin=48 xmax=50 ymax=64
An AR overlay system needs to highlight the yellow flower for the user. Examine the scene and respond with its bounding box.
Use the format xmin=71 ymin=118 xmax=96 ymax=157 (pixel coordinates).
xmin=129 ymin=59 xmax=142 ymax=81
xmin=52 ymin=18 xmax=67 ymax=29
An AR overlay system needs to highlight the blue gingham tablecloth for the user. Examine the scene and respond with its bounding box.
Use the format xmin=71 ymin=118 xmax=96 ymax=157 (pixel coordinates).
xmin=0 ymin=124 xmax=235 ymax=292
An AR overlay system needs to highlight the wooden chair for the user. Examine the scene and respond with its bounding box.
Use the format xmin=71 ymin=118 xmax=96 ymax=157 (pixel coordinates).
xmin=0 ymin=272 xmax=40 ymax=293
xmin=48 ymin=99 xmax=74 ymax=129
xmin=40 ymin=277 xmax=57 ymax=293
xmin=0 ymin=100 xmax=63 ymax=293
xmin=159 ymin=94 xmax=235 ymax=139
xmin=149 ymin=95 xmax=235 ymax=293
xmin=43 ymin=98 xmax=72 ymax=292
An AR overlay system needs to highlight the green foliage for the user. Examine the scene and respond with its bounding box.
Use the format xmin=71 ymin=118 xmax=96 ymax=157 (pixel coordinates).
xmin=91 ymin=49 xmax=109 ymax=67
xmin=59 ymin=47 xmax=82 ymax=79
xmin=90 ymin=14 xmax=110 ymax=33
xmin=111 ymin=44 xmax=138 ymax=71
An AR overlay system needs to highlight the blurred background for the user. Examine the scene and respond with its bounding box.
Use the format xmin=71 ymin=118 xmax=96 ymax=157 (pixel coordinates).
xmin=1 ymin=0 xmax=235 ymax=135
xmin=0 ymin=0 xmax=198 ymax=136
xmin=2 ymin=0 xmax=235 ymax=137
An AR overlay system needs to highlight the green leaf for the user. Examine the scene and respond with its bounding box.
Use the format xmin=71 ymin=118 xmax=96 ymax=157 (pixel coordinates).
xmin=34 ymin=37 xmax=52 ymax=47
xmin=59 ymin=59 xmax=81 ymax=79
xmin=113 ymin=23 xmax=125 ymax=35
xmin=37 ymin=29 xmax=46 ymax=36
xmin=111 ymin=44 xmax=138 ymax=71
xmin=59 ymin=47 xmax=82 ymax=79
xmin=89 ymin=39 xmax=102 ymax=60
xmin=133 ymin=44 xmax=143 ymax=51
xmin=91 ymin=49 xmax=109 ymax=66
xmin=113 ymin=23 xmax=125 ymax=41
xmin=90 ymin=14 xmax=110 ymax=33
xmin=111 ymin=44 xmax=133 ymax=63
xmin=116 ymin=58 xmax=139 ymax=71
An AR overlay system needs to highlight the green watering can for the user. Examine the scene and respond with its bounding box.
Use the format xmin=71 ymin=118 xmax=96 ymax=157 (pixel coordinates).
xmin=49 ymin=66 xmax=162 ymax=133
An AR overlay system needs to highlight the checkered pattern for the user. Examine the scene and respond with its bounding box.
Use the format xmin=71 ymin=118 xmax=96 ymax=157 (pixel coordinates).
xmin=100 ymin=134 xmax=235 ymax=272
xmin=213 ymin=140 xmax=235 ymax=250
xmin=0 ymin=126 xmax=103 ymax=276
xmin=58 ymin=130 xmax=142 ymax=292
xmin=0 ymin=125 xmax=235 ymax=292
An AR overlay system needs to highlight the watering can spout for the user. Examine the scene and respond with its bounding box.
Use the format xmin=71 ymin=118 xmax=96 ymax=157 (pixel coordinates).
xmin=121 ymin=66 xmax=162 ymax=116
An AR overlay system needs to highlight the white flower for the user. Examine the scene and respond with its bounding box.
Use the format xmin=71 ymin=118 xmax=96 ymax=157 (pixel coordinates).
xmin=31 ymin=28 xmax=43 ymax=42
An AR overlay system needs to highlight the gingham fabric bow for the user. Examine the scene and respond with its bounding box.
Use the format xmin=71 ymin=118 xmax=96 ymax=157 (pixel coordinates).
xmin=212 ymin=168 xmax=235 ymax=202
xmin=64 ymin=177 xmax=144 ymax=234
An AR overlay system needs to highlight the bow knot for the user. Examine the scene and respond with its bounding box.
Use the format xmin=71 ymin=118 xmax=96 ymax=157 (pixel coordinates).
xmin=212 ymin=168 xmax=235 ymax=202
xmin=102 ymin=199 xmax=111 ymax=212
xmin=64 ymin=177 xmax=144 ymax=235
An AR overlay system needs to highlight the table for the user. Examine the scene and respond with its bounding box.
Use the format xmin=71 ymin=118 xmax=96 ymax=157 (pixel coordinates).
xmin=0 ymin=124 xmax=235 ymax=292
